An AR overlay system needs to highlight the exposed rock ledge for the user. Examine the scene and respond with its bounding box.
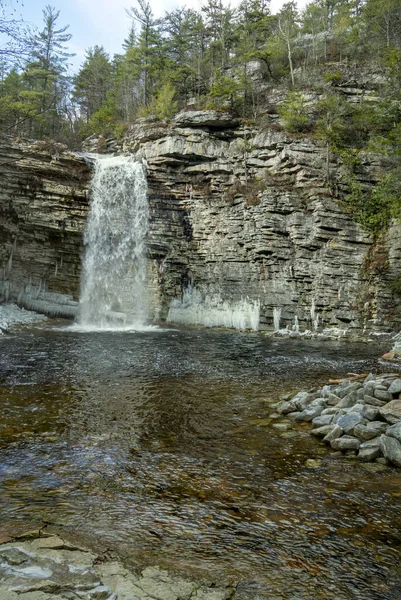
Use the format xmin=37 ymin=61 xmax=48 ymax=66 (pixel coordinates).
xmin=0 ymin=530 xmax=233 ymax=600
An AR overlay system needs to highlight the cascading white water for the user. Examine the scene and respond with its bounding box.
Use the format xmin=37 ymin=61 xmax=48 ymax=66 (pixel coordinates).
xmin=273 ymin=307 xmax=282 ymax=331
xmin=78 ymin=155 xmax=149 ymax=329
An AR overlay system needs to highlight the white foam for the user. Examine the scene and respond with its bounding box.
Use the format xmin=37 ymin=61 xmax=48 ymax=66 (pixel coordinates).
xmin=78 ymin=155 xmax=149 ymax=329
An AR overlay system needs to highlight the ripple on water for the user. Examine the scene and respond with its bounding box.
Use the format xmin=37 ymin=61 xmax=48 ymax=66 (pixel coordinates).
xmin=0 ymin=324 xmax=400 ymax=598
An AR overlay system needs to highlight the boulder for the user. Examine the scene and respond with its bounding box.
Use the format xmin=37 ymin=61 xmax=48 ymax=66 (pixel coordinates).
xmin=358 ymin=440 xmax=382 ymax=462
xmin=336 ymin=412 xmax=364 ymax=434
xmin=388 ymin=379 xmax=401 ymax=395
xmin=354 ymin=422 xmax=388 ymax=440
xmin=362 ymin=406 xmax=380 ymax=421
xmin=295 ymin=406 xmax=324 ymax=422
xmin=323 ymin=424 xmax=343 ymax=444
xmin=386 ymin=422 xmax=401 ymax=443
xmin=379 ymin=400 xmax=401 ymax=424
xmin=331 ymin=436 xmax=361 ymax=451
xmin=373 ymin=388 xmax=393 ymax=402
xmin=174 ymin=110 xmax=240 ymax=128
xmin=380 ymin=435 xmax=401 ymax=467
xmin=337 ymin=391 xmax=359 ymax=408
xmin=311 ymin=414 xmax=335 ymax=428
xmin=311 ymin=425 xmax=335 ymax=438
xmin=364 ymin=395 xmax=387 ymax=407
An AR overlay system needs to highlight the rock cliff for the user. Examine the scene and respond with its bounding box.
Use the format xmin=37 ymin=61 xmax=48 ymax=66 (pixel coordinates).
xmin=125 ymin=111 xmax=401 ymax=333
xmin=0 ymin=115 xmax=400 ymax=333
xmin=0 ymin=138 xmax=91 ymax=316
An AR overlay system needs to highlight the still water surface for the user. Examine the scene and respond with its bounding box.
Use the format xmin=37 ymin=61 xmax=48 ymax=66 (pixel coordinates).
xmin=0 ymin=323 xmax=401 ymax=599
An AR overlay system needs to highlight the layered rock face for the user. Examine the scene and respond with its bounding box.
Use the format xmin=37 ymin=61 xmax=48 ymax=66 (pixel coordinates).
xmin=0 ymin=117 xmax=400 ymax=332
xmin=0 ymin=138 xmax=91 ymax=316
xmin=125 ymin=111 xmax=400 ymax=332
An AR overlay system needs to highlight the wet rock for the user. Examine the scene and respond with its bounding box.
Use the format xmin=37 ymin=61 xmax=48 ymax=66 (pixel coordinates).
xmin=379 ymin=400 xmax=401 ymax=424
xmin=336 ymin=412 xmax=364 ymax=434
xmin=388 ymin=379 xmax=401 ymax=395
xmin=354 ymin=422 xmax=388 ymax=440
xmin=386 ymin=422 xmax=401 ymax=442
xmin=380 ymin=435 xmax=401 ymax=467
xmin=358 ymin=440 xmax=382 ymax=462
xmin=295 ymin=406 xmax=324 ymax=422
xmin=287 ymin=411 xmax=302 ymax=421
xmin=331 ymin=435 xmax=361 ymax=451
xmin=304 ymin=459 xmax=322 ymax=468
xmin=276 ymin=400 xmax=296 ymax=415
xmin=311 ymin=425 xmax=335 ymax=437
xmin=311 ymin=414 xmax=335 ymax=428
xmin=293 ymin=391 xmax=319 ymax=410
xmin=323 ymin=424 xmax=344 ymax=444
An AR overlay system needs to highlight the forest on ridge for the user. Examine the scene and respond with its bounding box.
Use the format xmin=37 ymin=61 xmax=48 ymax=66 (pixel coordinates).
xmin=1 ymin=0 xmax=401 ymax=234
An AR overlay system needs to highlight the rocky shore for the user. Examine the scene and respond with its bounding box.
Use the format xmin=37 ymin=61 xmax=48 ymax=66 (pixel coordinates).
xmin=0 ymin=531 xmax=233 ymax=600
xmin=275 ymin=373 xmax=401 ymax=467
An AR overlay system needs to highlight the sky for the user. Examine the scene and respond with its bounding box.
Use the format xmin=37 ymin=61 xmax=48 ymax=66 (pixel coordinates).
xmin=13 ymin=0 xmax=308 ymax=73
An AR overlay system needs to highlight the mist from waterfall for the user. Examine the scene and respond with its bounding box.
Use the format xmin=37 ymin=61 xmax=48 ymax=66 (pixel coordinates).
xmin=77 ymin=155 xmax=149 ymax=330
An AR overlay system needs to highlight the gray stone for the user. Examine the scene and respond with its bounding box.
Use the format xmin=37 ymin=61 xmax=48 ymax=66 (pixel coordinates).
xmin=309 ymin=397 xmax=327 ymax=407
xmin=354 ymin=422 xmax=388 ymax=440
xmin=323 ymin=425 xmax=344 ymax=444
xmin=364 ymin=394 xmax=387 ymax=407
xmin=295 ymin=406 xmax=324 ymax=422
xmin=380 ymin=434 xmax=401 ymax=467
xmin=331 ymin=436 xmax=361 ymax=451
xmin=336 ymin=412 xmax=364 ymax=433
xmin=358 ymin=445 xmax=382 ymax=462
xmin=388 ymin=379 xmax=401 ymax=395
xmin=373 ymin=388 xmax=393 ymax=402
xmin=276 ymin=400 xmax=296 ymax=415
xmin=321 ymin=407 xmax=341 ymax=415
xmin=326 ymin=393 xmax=341 ymax=406
xmin=293 ymin=391 xmax=318 ymax=410
xmin=347 ymin=403 xmax=365 ymax=414
xmin=174 ymin=109 xmax=240 ymax=128
xmin=311 ymin=425 xmax=335 ymax=438
xmin=287 ymin=411 xmax=302 ymax=421
xmin=379 ymin=400 xmax=401 ymax=424
xmin=386 ymin=422 xmax=401 ymax=443
xmin=337 ymin=391 xmax=358 ymax=409
xmin=356 ymin=388 xmax=366 ymax=402
xmin=362 ymin=406 xmax=380 ymax=421
xmin=311 ymin=414 xmax=334 ymax=428
xmin=323 ymin=424 xmax=343 ymax=444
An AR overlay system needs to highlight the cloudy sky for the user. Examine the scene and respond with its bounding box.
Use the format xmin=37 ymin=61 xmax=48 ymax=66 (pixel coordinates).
xmin=16 ymin=0 xmax=308 ymax=72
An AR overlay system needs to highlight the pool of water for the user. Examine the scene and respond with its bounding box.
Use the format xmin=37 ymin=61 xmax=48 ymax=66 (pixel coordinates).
xmin=0 ymin=322 xmax=400 ymax=599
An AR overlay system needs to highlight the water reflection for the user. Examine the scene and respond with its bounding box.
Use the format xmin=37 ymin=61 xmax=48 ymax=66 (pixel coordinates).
xmin=0 ymin=324 xmax=400 ymax=598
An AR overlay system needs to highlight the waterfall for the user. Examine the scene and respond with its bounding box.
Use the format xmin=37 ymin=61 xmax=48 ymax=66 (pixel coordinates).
xmin=273 ymin=307 xmax=281 ymax=331
xmin=78 ymin=155 xmax=149 ymax=330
